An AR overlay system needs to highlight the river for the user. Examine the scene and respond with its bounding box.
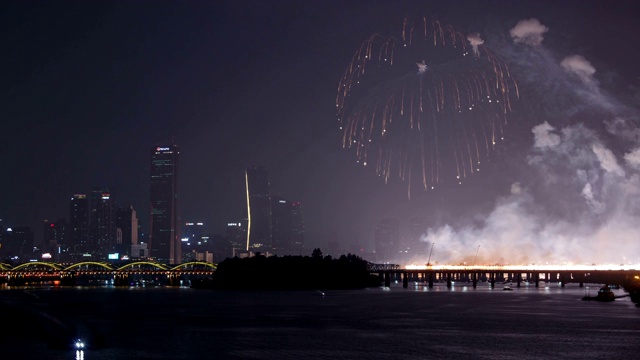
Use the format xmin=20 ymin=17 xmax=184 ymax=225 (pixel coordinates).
xmin=1 ymin=282 xmax=639 ymax=359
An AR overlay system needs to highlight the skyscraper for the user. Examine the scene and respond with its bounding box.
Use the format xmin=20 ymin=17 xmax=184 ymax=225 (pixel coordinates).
xmin=69 ymin=194 xmax=89 ymax=261
xmin=43 ymin=218 xmax=67 ymax=262
xmin=150 ymin=145 xmax=180 ymax=264
xmin=90 ymin=188 xmax=116 ymax=259
xmin=225 ymin=220 xmax=247 ymax=258
xmin=245 ymin=166 xmax=272 ymax=251
xmin=271 ymin=197 xmax=305 ymax=255
xmin=290 ymin=201 xmax=305 ymax=255
xmin=5 ymin=226 xmax=34 ymax=261
xmin=181 ymin=222 xmax=206 ymax=262
xmin=271 ymin=196 xmax=292 ymax=254
xmin=116 ymin=206 xmax=138 ymax=260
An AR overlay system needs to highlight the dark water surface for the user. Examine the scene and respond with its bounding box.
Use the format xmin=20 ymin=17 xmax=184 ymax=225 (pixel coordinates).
xmin=1 ymin=283 xmax=639 ymax=359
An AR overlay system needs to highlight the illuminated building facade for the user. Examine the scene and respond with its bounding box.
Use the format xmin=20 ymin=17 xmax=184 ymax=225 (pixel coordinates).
xmin=69 ymin=194 xmax=89 ymax=261
xmin=1 ymin=226 xmax=34 ymax=261
xmin=90 ymin=188 xmax=116 ymax=259
xmin=270 ymin=196 xmax=291 ymax=254
xmin=183 ymin=222 xmax=205 ymax=243
xmin=290 ymin=201 xmax=305 ymax=255
xmin=181 ymin=222 xmax=209 ymax=262
xmin=43 ymin=218 xmax=67 ymax=262
xmin=225 ymin=220 xmax=246 ymax=258
xmin=116 ymin=206 xmax=138 ymax=260
xmin=150 ymin=145 xmax=180 ymax=264
xmin=245 ymin=166 xmax=272 ymax=251
xmin=271 ymin=197 xmax=305 ymax=255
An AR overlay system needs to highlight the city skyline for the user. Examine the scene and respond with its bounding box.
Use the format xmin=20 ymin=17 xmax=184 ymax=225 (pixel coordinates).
xmin=2 ymin=1 xmax=640 ymax=264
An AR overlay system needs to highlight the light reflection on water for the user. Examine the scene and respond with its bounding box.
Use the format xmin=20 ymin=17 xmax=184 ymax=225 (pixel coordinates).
xmin=1 ymin=283 xmax=637 ymax=360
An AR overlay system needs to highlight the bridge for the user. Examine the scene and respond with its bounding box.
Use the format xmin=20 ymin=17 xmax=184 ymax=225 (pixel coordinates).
xmin=3 ymin=260 xmax=640 ymax=294
xmin=368 ymin=264 xmax=640 ymax=291
xmin=0 ymin=261 xmax=217 ymax=287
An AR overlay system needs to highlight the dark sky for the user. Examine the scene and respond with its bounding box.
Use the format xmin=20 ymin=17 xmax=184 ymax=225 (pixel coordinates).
xmin=2 ymin=0 xmax=640 ymax=258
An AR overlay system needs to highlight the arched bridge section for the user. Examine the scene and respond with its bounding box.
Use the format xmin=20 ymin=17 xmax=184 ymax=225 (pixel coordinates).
xmin=64 ymin=261 xmax=114 ymax=271
xmin=170 ymin=261 xmax=217 ymax=271
xmin=12 ymin=262 xmax=65 ymax=271
xmin=0 ymin=260 xmax=217 ymax=287
xmin=116 ymin=261 xmax=169 ymax=271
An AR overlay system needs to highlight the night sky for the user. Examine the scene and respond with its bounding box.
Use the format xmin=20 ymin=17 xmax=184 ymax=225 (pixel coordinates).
xmin=3 ymin=1 xmax=640 ymax=263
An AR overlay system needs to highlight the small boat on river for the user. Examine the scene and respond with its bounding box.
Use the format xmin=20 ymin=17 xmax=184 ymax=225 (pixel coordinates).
xmin=582 ymin=285 xmax=615 ymax=302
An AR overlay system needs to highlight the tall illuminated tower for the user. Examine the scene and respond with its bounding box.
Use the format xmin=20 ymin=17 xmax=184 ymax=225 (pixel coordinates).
xmin=270 ymin=196 xmax=292 ymax=254
xmin=116 ymin=206 xmax=138 ymax=259
xmin=245 ymin=166 xmax=272 ymax=251
xmin=90 ymin=187 xmax=116 ymax=259
xmin=69 ymin=194 xmax=89 ymax=261
xmin=270 ymin=197 xmax=305 ymax=255
xmin=150 ymin=145 xmax=180 ymax=264
xmin=290 ymin=201 xmax=305 ymax=255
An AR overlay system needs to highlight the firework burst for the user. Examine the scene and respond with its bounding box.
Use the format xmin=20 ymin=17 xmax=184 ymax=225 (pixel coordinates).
xmin=337 ymin=17 xmax=519 ymax=196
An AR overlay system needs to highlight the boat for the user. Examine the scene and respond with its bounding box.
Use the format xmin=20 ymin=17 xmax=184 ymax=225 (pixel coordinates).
xmin=502 ymin=286 xmax=513 ymax=291
xmin=582 ymin=285 xmax=615 ymax=302
xmin=596 ymin=285 xmax=616 ymax=301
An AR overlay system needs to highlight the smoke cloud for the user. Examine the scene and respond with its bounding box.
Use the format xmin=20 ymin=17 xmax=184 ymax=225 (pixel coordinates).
xmin=509 ymin=18 xmax=548 ymax=46
xmin=561 ymin=55 xmax=598 ymax=90
xmin=532 ymin=122 xmax=560 ymax=149
xmin=414 ymin=18 xmax=640 ymax=267
xmin=467 ymin=33 xmax=484 ymax=57
xmin=624 ymin=148 xmax=640 ymax=170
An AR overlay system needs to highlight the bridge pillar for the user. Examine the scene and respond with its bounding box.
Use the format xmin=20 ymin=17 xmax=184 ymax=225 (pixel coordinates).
xmin=168 ymin=273 xmax=181 ymax=286
xmin=113 ymin=274 xmax=129 ymax=286
xmin=559 ymin=273 xmax=565 ymax=288
xmin=60 ymin=273 xmax=76 ymax=286
xmin=402 ymin=272 xmax=408 ymax=288
xmin=490 ymin=273 xmax=495 ymax=288
xmin=447 ymin=273 xmax=452 ymax=288
xmin=428 ymin=272 xmax=434 ymax=288
xmin=384 ymin=272 xmax=391 ymax=287
xmin=517 ymin=273 xmax=522 ymax=288
xmin=535 ymin=273 xmax=539 ymax=287
xmin=472 ymin=272 xmax=477 ymax=288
